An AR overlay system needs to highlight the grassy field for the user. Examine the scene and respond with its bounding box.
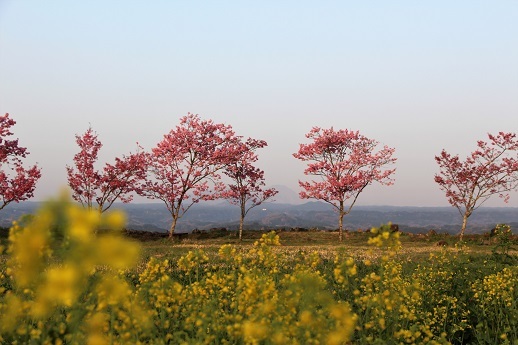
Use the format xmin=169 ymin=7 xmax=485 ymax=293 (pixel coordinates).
xmin=133 ymin=228 xmax=517 ymax=262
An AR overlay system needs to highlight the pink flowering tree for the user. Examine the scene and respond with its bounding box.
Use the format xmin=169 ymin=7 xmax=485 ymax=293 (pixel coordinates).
xmin=294 ymin=127 xmax=396 ymax=241
xmin=66 ymin=127 xmax=147 ymax=213
xmin=140 ymin=113 xmax=240 ymax=238
xmin=0 ymin=113 xmax=42 ymax=210
xmin=222 ymin=138 xmax=278 ymax=241
xmin=435 ymin=132 xmax=518 ymax=240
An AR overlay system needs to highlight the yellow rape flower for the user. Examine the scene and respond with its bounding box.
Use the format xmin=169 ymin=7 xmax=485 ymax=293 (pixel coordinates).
xmin=242 ymin=320 xmax=268 ymax=343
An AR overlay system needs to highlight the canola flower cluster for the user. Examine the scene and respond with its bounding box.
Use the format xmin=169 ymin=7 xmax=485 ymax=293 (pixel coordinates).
xmin=471 ymin=266 xmax=518 ymax=343
xmin=492 ymin=223 xmax=515 ymax=255
xmin=0 ymin=201 xmax=517 ymax=344
xmin=0 ymin=198 xmax=151 ymax=345
xmin=138 ymin=231 xmax=356 ymax=345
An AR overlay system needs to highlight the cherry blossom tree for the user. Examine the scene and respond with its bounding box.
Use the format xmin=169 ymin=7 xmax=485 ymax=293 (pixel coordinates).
xmin=140 ymin=113 xmax=240 ymax=238
xmin=66 ymin=127 xmax=147 ymax=213
xmin=0 ymin=113 xmax=41 ymax=210
xmin=222 ymin=138 xmax=278 ymax=241
xmin=293 ymin=127 xmax=396 ymax=241
xmin=435 ymin=132 xmax=518 ymax=240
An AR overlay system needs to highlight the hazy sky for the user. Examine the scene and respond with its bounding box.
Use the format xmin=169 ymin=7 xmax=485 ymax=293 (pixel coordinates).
xmin=0 ymin=1 xmax=517 ymax=207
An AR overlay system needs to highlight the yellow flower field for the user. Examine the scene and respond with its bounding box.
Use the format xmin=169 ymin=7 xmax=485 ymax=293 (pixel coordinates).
xmin=0 ymin=198 xmax=517 ymax=344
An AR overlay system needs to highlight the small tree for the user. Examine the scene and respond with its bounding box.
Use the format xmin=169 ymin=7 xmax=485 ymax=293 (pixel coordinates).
xmin=140 ymin=113 xmax=240 ymax=238
xmin=66 ymin=127 xmax=147 ymax=213
xmin=222 ymin=138 xmax=278 ymax=241
xmin=0 ymin=113 xmax=42 ymax=210
xmin=293 ymin=127 xmax=396 ymax=241
xmin=434 ymin=132 xmax=518 ymax=240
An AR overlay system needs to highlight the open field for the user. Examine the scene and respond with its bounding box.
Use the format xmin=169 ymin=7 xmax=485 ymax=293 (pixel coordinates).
xmin=130 ymin=228 xmax=518 ymax=262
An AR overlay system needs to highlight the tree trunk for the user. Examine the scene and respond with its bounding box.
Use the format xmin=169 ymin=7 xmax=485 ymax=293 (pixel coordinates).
xmin=239 ymin=216 xmax=244 ymax=241
xmin=339 ymin=213 xmax=344 ymax=241
xmin=338 ymin=201 xmax=345 ymax=241
xmin=239 ymin=203 xmax=246 ymax=242
xmin=459 ymin=213 xmax=469 ymax=242
xmin=168 ymin=216 xmax=178 ymax=239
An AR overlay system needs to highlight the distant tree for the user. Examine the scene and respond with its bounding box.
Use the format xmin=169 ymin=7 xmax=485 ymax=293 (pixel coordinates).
xmin=293 ymin=127 xmax=396 ymax=241
xmin=222 ymin=138 xmax=278 ymax=241
xmin=66 ymin=127 xmax=147 ymax=213
xmin=435 ymin=132 xmax=518 ymax=240
xmin=0 ymin=113 xmax=42 ymax=210
xmin=140 ymin=113 xmax=240 ymax=238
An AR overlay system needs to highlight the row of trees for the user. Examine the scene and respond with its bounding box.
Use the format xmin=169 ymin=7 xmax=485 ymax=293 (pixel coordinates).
xmin=65 ymin=114 xmax=277 ymax=241
xmin=2 ymin=113 xmax=518 ymax=241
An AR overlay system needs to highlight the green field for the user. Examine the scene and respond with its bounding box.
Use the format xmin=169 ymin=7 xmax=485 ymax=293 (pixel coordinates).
xmin=134 ymin=228 xmax=516 ymax=261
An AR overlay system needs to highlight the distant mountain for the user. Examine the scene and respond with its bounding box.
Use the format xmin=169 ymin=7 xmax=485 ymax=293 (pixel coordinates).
xmin=1 ymin=201 xmax=517 ymax=235
xmin=270 ymin=185 xmax=304 ymax=204
xmin=0 ymin=202 xmax=39 ymax=226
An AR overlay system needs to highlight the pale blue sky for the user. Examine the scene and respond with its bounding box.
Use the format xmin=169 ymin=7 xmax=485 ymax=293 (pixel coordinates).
xmin=0 ymin=1 xmax=517 ymax=206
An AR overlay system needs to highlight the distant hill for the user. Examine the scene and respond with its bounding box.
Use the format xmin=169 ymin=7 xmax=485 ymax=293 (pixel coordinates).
xmin=1 ymin=201 xmax=517 ymax=235
xmin=270 ymin=185 xmax=305 ymax=204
